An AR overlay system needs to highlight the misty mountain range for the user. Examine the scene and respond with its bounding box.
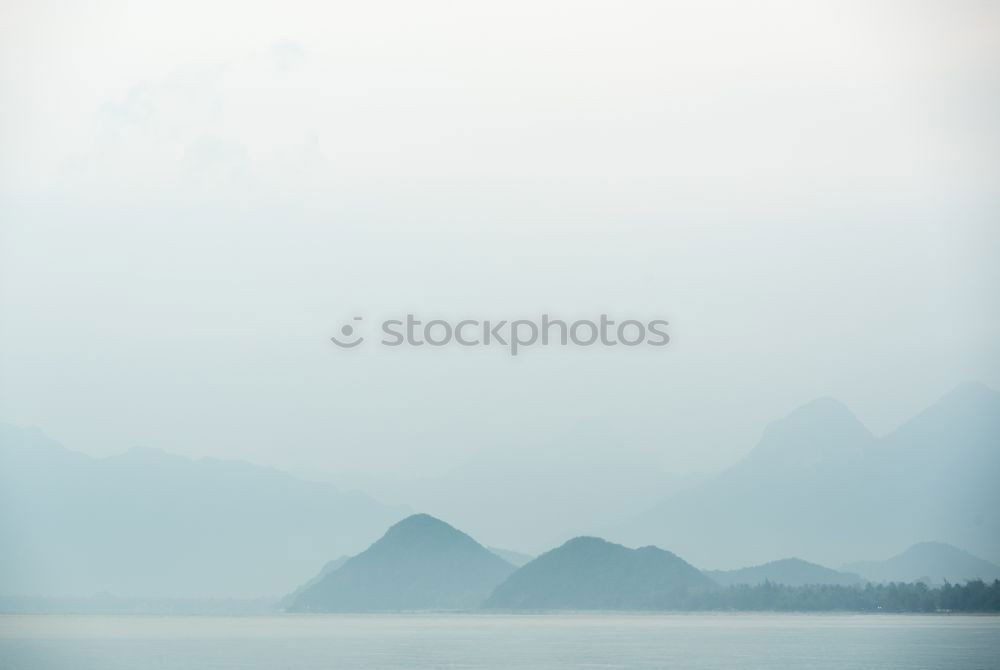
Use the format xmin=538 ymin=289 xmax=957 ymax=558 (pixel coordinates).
xmin=1 ymin=382 xmax=997 ymax=599
xmin=608 ymin=381 xmax=1000 ymax=568
xmin=288 ymin=513 xmax=1000 ymax=612
xmin=0 ymin=425 xmax=409 ymax=597
xmin=286 ymin=514 xmax=718 ymax=612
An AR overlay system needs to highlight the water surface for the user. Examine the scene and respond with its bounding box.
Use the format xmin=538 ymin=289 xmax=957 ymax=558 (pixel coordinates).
xmin=1 ymin=613 xmax=997 ymax=669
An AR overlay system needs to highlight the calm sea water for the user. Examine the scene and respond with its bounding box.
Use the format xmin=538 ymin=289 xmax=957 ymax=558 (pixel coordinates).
xmin=1 ymin=613 xmax=998 ymax=670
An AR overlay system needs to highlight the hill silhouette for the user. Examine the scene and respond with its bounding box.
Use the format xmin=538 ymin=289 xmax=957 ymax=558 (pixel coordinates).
xmin=706 ymin=558 xmax=862 ymax=587
xmin=843 ymin=542 xmax=1000 ymax=584
xmin=483 ymin=536 xmax=716 ymax=609
xmin=287 ymin=514 xmax=515 ymax=611
xmin=279 ymin=555 xmax=351 ymax=609
xmin=488 ymin=547 xmax=534 ymax=567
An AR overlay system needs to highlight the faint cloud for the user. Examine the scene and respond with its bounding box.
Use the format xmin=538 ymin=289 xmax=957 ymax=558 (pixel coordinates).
xmin=68 ymin=53 xmax=335 ymax=203
xmin=271 ymin=39 xmax=308 ymax=73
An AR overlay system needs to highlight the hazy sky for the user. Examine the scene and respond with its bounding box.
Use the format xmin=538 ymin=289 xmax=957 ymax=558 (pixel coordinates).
xmin=1 ymin=0 xmax=998 ymax=487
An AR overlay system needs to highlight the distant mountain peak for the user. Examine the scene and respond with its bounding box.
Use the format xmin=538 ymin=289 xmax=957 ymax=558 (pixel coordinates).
xmin=886 ymin=380 xmax=1000 ymax=452
xmin=706 ymin=557 xmax=863 ymax=587
xmin=122 ymin=445 xmax=172 ymax=458
xmin=562 ymin=535 xmax=609 ymax=549
xmin=943 ymin=380 xmax=995 ymax=398
xmin=747 ymin=397 xmax=872 ymax=464
xmin=0 ymin=423 xmax=67 ymax=455
xmin=842 ymin=541 xmax=1000 ymax=584
xmin=931 ymin=381 xmax=999 ymax=414
xmin=487 ymin=546 xmax=534 ymax=567
xmin=913 ymin=382 xmax=1000 ymax=421
xmin=388 ymin=512 xmax=450 ymax=531
xmin=771 ymin=397 xmax=869 ymax=434
xmin=380 ymin=513 xmax=477 ymax=545
xmin=898 ymin=541 xmax=981 ymax=560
